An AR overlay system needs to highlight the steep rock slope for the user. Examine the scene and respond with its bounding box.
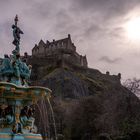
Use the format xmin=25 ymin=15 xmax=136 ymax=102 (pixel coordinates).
xmin=31 ymin=67 xmax=140 ymax=140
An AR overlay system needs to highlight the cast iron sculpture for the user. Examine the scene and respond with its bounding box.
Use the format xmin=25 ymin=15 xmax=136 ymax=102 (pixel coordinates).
xmin=12 ymin=15 xmax=23 ymax=55
xmin=0 ymin=15 xmax=51 ymax=140
xmin=0 ymin=16 xmax=31 ymax=86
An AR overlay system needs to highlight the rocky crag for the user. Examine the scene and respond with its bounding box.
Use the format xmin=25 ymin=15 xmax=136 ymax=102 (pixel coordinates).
xmin=31 ymin=67 xmax=140 ymax=140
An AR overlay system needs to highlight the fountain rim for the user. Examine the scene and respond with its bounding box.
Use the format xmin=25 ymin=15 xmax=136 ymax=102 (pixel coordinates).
xmin=0 ymin=81 xmax=52 ymax=93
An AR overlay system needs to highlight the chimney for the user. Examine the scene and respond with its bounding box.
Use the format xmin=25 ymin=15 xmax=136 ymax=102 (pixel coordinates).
xmin=68 ymin=34 xmax=71 ymax=39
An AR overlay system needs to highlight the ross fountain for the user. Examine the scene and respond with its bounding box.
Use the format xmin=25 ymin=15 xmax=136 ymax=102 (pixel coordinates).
xmin=0 ymin=15 xmax=52 ymax=140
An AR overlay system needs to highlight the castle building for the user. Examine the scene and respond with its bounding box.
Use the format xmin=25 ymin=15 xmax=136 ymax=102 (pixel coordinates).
xmin=31 ymin=34 xmax=88 ymax=68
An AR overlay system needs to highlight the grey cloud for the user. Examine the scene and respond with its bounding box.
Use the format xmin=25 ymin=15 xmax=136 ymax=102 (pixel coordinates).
xmin=106 ymin=27 xmax=125 ymax=40
xmin=72 ymin=0 xmax=140 ymax=18
xmin=83 ymin=24 xmax=103 ymax=39
xmin=99 ymin=56 xmax=122 ymax=64
xmin=24 ymin=1 xmax=53 ymax=19
xmin=53 ymin=10 xmax=74 ymax=33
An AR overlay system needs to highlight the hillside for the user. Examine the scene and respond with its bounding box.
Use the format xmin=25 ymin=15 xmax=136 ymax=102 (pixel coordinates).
xmin=31 ymin=65 xmax=140 ymax=140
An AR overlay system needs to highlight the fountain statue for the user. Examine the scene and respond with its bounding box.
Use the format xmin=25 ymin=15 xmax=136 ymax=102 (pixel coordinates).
xmin=0 ymin=15 xmax=52 ymax=140
xmin=12 ymin=15 xmax=24 ymax=55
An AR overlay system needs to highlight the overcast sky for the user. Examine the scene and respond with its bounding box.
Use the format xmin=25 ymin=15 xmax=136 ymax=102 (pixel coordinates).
xmin=0 ymin=0 xmax=140 ymax=80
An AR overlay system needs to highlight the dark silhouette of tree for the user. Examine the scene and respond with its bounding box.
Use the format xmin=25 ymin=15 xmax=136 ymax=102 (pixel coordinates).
xmin=123 ymin=78 xmax=140 ymax=97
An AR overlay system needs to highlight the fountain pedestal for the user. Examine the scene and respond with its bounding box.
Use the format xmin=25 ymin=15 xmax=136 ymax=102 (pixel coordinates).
xmin=0 ymin=82 xmax=51 ymax=140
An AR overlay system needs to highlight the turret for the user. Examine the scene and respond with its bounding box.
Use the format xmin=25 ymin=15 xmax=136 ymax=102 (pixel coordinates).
xmin=68 ymin=34 xmax=71 ymax=39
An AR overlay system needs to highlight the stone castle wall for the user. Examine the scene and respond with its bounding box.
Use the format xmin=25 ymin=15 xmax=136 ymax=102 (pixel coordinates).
xmin=31 ymin=34 xmax=88 ymax=67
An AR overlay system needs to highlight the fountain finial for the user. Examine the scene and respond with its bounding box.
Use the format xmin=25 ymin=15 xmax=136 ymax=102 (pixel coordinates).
xmin=14 ymin=15 xmax=18 ymax=26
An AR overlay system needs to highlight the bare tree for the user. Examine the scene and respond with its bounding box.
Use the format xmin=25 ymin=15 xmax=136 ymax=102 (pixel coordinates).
xmin=123 ymin=78 xmax=140 ymax=98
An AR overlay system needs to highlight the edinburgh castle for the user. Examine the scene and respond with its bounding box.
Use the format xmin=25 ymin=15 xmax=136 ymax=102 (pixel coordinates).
xmin=30 ymin=34 xmax=88 ymax=68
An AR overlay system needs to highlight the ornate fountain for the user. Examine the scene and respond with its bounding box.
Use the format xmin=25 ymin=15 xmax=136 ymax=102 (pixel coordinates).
xmin=0 ymin=15 xmax=51 ymax=140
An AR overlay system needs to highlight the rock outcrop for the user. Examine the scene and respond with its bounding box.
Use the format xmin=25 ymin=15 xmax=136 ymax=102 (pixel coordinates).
xmin=30 ymin=64 xmax=140 ymax=140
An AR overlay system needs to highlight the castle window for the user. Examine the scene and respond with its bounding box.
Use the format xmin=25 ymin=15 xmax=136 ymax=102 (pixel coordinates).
xmin=62 ymin=41 xmax=63 ymax=46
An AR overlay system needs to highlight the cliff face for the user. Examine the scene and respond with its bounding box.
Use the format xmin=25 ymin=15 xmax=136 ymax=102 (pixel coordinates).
xmin=31 ymin=65 xmax=121 ymax=98
xmin=31 ymin=66 xmax=140 ymax=140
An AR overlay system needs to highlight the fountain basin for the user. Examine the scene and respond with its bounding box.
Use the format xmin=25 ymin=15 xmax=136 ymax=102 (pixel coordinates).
xmin=0 ymin=82 xmax=51 ymax=139
xmin=0 ymin=133 xmax=42 ymax=140
xmin=0 ymin=82 xmax=51 ymax=104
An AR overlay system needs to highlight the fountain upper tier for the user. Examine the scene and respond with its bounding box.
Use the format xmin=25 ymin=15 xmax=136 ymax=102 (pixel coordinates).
xmin=0 ymin=82 xmax=51 ymax=103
